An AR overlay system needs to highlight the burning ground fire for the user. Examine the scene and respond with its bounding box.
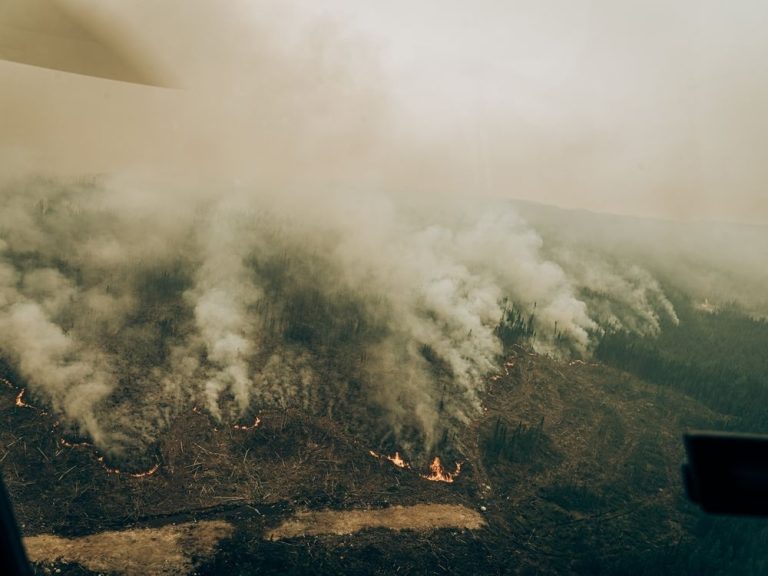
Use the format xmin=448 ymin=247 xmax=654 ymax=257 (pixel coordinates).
xmin=489 ymin=359 xmax=516 ymax=382
xmin=13 ymin=387 xmax=48 ymax=415
xmin=369 ymin=450 xmax=410 ymax=469
xmin=58 ymin=437 xmax=161 ymax=478
xmin=8 ymin=377 xmax=457 ymax=483
xmin=233 ymin=417 xmax=261 ymax=431
xmin=8 ymin=382 xmax=161 ymax=479
xmin=193 ymin=406 xmax=262 ymax=431
xmin=422 ymin=457 xmax=462 ymax=483
xmin=369 ymin=451 xmax=462 ymax=483
xmin=59 ymin=437 xmax=93 ymax=449
xmin=15 ymin=388 xmax=29 ymax=408
xmin=96 ymin=456 xmax=160 ymax=479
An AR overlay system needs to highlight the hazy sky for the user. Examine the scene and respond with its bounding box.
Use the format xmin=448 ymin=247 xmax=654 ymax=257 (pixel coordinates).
xmin=1 ymin=0 xmax=767 ymax=223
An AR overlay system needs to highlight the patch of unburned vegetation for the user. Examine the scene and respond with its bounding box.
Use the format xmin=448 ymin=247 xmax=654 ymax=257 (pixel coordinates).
xmin=25 ymin=519 xmax=233 ymax=576
xmin=266 ymin=504 xmax=485 ymax=539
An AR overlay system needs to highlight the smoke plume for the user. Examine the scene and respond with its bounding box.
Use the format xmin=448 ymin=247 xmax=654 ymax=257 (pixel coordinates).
xmin=3 ymin=2 xmax=756 ymax=462
xmin=0 ymin=177 xmax=682 ymax=460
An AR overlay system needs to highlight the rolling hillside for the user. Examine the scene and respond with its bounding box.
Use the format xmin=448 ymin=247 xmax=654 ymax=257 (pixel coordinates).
xmin=1 ymin=345 xmax=728 ymax=575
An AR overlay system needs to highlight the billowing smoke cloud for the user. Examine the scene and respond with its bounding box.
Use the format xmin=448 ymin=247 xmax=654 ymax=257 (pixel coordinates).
xmin=0 ymin=2 xmax=714 ymax=462
xmin=0 ymin=178 xmax=679 ymax=461
xmin=514 ymin=201 xmax=768 ymax=319
xmin=553 ymin=251 xmax=679 ymax=337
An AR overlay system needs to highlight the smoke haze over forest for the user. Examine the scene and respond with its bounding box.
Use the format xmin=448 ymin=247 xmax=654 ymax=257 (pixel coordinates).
xmin=1 ymin=1 xmax=768 ymax=463
xmin=1 ymin=176 xmax=765 ymax=461
xmin=3 ymin=0 xmax=768 ymax=222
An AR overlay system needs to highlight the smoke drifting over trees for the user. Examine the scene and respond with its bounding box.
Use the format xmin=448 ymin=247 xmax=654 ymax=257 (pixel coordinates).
xmin=0 ymin=177 xmax=684 ymax=459
xmin=1 ymin=2 xmax=766 ymax=463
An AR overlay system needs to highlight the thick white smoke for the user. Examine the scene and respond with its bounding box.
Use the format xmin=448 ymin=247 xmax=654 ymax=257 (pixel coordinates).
xmin=0 ymin=3 xmax=694 ymax=461
xmin=0 ymin=180 xmax=680 ymax=459
xmin=552 ymin=250 xmax=679 ymax=337
xmin=187 ymin=201 xmax=263 ymax=419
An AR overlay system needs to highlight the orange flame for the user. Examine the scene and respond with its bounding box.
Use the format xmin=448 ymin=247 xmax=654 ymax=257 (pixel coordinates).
xmin=15 ymin=389 xmax=30 ymax=408
xmin=125 ymin=463 xmax=160 ymax=478
xmin=369 ymin=450 xmax=411 ymax=469
xmin=96 ymin=456 xmax=160 ymax=478
xmin=13 ymin=388 xmax=47 ymax=414
xmin=233 ymin=417 xmax=262 ymax=431
xmin=387 ymin=451 xmax=408 ymax=468
xmin=60 ymin=440 xmax=158 ymax=477
xmin=422 ymin=457 xmax=462 ymax=483
xmin=59 ymin=437 xmax=92 ymax=449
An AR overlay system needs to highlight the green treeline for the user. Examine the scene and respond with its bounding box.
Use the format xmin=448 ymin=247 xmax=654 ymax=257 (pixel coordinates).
xmin=495 ymin=299 xmax=536 ymax=348
xmin=596 ymin=300 xmax=768 ymax=432
xmin=595 ymin=297 xmax=768 ymax=575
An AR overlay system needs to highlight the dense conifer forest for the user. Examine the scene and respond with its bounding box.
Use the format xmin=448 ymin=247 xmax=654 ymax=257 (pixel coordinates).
xmin=595 ymin=298 xmax=768 ymax=575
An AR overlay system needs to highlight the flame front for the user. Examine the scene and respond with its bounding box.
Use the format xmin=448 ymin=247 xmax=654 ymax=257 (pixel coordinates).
xmin=96 ymin=456 xmax=160 ymax=478
xmin=387 ymin=451 xmax=408 ymax=468
xmin=126 ymin=463 xmax=160 ymax=478
xmin=9 ymin=387 xmax=169 ymax=480
xmin=422 ymin=457 xmax=462 ymax=483
xmin=369 ymin=450 xmax=411 ymax=469
xmin=59 ymin=437 xmax=92 ymax=449
xmin=233 ymin=417 xmax=261 ymax=431
xmin=15 ymin=389 xmax=29 ymax=408
xmin=13 ymin=388 xmax=46 ymax=414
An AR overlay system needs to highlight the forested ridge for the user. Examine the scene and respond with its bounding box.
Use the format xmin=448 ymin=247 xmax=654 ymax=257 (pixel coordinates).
xmin=596 ymin=298 xmax=768 ymax=432
xmin=595 ymin=297 xmax=768 ymax=575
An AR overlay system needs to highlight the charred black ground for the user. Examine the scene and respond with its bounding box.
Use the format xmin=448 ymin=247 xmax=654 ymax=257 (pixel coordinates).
xmin=2 ymin=185 xmax=768 ymax=574
xmin=4 ymin=334 xmax=762 ymax=575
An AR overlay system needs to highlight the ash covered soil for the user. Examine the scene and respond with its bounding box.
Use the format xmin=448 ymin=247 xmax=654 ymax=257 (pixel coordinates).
xmin=1 ymin=347 xmax=719 ymax=575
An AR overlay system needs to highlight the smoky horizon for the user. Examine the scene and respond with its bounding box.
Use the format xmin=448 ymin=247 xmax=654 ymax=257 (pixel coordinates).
xmin=1 ymin=0 xmax=768 ymax=225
